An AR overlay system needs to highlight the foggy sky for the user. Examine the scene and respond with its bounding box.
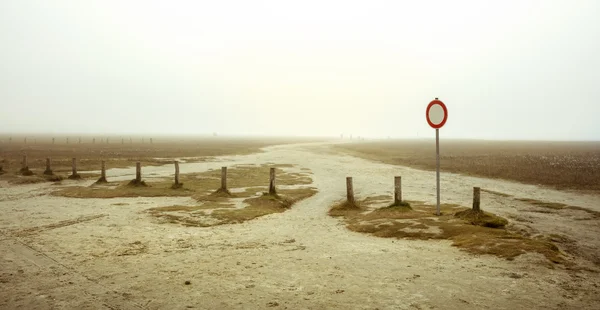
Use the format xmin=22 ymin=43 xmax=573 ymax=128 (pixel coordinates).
xmin=1 ymin=0 xmax=599 ymax=140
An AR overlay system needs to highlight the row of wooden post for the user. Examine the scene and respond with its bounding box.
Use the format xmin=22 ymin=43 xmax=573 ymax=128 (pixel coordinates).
xmin=5 ymin=137 xmax=155 ymax=144
xmin=12 ymin=155 xmax=278 ymax=193
xmin=345 ymin=176 xmax=481 ymax=212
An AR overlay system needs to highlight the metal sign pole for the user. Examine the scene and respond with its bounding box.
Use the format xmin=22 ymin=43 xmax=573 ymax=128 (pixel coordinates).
xmin=436 ymin=128 xmax=440 ymax=216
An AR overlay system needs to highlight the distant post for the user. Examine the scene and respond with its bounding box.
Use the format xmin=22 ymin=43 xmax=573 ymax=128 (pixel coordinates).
xmin=44 ymin=158 xmax=53 ymax=175
xmin=21 ymin=155 xmax=28 ymax=170
xmin=66 ymin=137 xmax=69 ymax=144
xmin=394 ymin=176 xmax=402 ymax=205
xmin=346 ymin=177 xmax=355 ymax=204
xmin=24 ymin=137 xmax=27 ymax=144
xmin=93 ymin=138 xmax=96 ymax=144
xmin=472 ymin=187 xmax=481 ymax=212
xmin=68 ymin=158 xmax=81 ymax=179
xmin=52 ymin=137 xmax=55 ymax=144
xmin=19 ymin=155 xmax=32 ymax=176
xmin=269 ymin=167 xmax=276 ymax=195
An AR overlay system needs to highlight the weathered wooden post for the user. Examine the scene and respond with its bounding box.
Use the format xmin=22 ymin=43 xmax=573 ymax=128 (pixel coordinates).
xmin=24 ymin=137 xmax=27 ymax=144
xmin=172 ymin=161 xmax=182 ymax=188
xmin=43 ymin=158 xmax=53 ymax=175
xmin=52 ymin=137 xmax=55 ymax=144
xmin=136 ymin=162 xmax=141 ymax=183
xmin=68 ymin=158 xmax=81 ymax=179
xmin=269 ymin=167 xmax=276 ymax=195
xmin=394 ymin=176 xmax=402 ymax=205
xmin=346 ymin=177 xmax=355 ymax=204
xmin=472 ymin=187 xmax=481 ymax=212
xmin=66 ymin=137 xmax=69 ymax=144
xmin=220 ymin=167 xmax=227 ymax=191
xmin=93 ymin=138 xmax=96 ymax=144
xmin=96 ymin=160 xmax=107 ymax=183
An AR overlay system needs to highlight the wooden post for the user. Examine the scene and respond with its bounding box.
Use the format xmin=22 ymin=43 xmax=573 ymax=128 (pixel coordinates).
xmin=394 ymin=176 xmax=402 ymax=205
xmin=93 ymin=138 xmax=95 ymax=144
xmin=174 ymin=161 xmax=180 ymax=185
xmin=136 ymin=162 xmax=141 ymax=183
xmin=269 ymin=167 xmax=276 ymax=195
xmin=44 ymin=158 xmax=53 ymax=175
xmin=68 ymin=158 xmax=81 ymax=179
xmin=221 ymin=167 xmax=227 ymax=190
xmin=101 ymin=161 xmax=106 ymax=179
xmin=19 ymin=155 xmax=32 ymax=175
xmin=473 ymin=187 xmax=481 ymax=212
xmin=95 ymin=160 xmax=107 ymax=183
xmin=346 ymin=177 xmax=355 ymax=204
xmin=66 ymin=137 xmax=69 ymax=144
xmin=24 ymin=137 xmax=27 ymax=144
xmin=52 ymin=137 xmax=55 ymax=144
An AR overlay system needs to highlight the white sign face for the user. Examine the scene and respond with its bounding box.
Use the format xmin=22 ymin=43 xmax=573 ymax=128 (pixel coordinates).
xmin=428 ymin=103 xmax=445 ymax=125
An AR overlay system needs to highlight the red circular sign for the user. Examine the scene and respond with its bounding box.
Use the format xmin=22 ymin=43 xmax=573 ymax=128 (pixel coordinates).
xmin=426 ymin=99 xmax=448 ymax=129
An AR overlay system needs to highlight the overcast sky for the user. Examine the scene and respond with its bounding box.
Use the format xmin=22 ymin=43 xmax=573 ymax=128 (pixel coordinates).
xmin=1 ymin=0 xmax=599 ymax=140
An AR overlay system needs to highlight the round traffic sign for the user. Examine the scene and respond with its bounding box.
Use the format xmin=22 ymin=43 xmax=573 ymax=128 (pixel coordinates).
xmin=426 ymin=98 xmax=448 ymax=129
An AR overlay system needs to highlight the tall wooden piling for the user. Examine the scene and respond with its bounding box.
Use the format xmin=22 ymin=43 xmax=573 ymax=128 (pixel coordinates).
xmin=269 ymin=167 xmax=276 ymax=195
xmin=394 ymin=176 xmax=402 ymax=205
xmin=473 ymin=187 xmax=481 ymax=211
xmin=136 ymin=162 xmax=141 ymax=183
xmin=346 ymin=177 xmax=355 ymax=204
xmin=220 ymin=167 xmax=227 ymax=191
xmin=171 ymin=161 xmax=181 ymax=188
xmin=95 ymin=160 xmax=107 ymax=183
